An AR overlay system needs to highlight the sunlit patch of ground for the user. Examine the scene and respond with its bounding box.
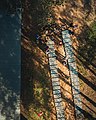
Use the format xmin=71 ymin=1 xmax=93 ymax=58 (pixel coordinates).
xmin=21 ymin=0 xmax=96 ymax=119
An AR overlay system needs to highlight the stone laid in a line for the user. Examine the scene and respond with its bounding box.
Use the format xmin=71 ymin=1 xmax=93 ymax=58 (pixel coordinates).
xmin=48 ymin=41 xmax=54 ymax=44
xmin=65 ymin=51 xmax=73 ymax=57
xmin=51 ymin=70 xmax=58 ymax=74
xmin=49 ymin=57 xmax=56 ymax=62
xmin=52 ymin=81 xmax=60 ymax=86
xmin=49 ymin=46 xmax=55 ymax=49
xmin=57 ymin=110 xmax=65 ymax=115
xmin=48 ymin=47 xmax=54 ymax=50
xmin=50 ymin=67 xmax=57 ymax=72
xmin=52 ymin=85 xmax=61 ymax=90
xmin=56 ymin=110 xmax=65 ymax=119
xmin=54 ymin=98 xmax=62 ymax=103
xmin=53 ymin=89 xmax=61 ymax=95
xmin=69 ymin=71 xmax=77 ymax=76
xmin=48 ymin=51 xmax=56 ymax=54
xmin=69 ymin=66 xmax=78 ymax=75
xmin=65 ymin=44 xmax=73 ymax=49
xmin=71 ymin=83 xmax=80 ymax=89
xmin=49 ymin=46 xmax=55 ymax=50
xmin=49 ymin=61 xmax=57 ymax=66
xmin=74 ymin=96 xmax=81 ymax=101
xmin=55 ymin=102 xmax=62 ymax=107
xmin=47 ymin=37 xmax=65 ymax=120
xmin=50 ymin=65 xmax=57 ymax=70
xmin=66 ymin=53 xmax=74 ymax=59
xmin=70 ymin=77 xmax=78 ymax=83
xmin=72 ymin=81 xmax=79 ymax=87
xmin=68 ymin=58 xmax=75 ymax=63
xmin=64 ymin=42 xmax=72 ymax=47
xmin=72 ymin=87 xmax=80 ymax=95
xmin=62 ymin=30 xmax=83 ymax=120
xmin=52 ymin=78 xmax=59 ymax=82
xmin=56 ymin=106 xmax=63 ymax=111
xmin=48 ymin=52 xmax=56 ymax=58
xmin=62 ymin=32 xmax=70 ymax=37
xmin=51 ymin=74 xmax=59 ymax=78
xmin=62 ymin=33 xmax=70 ymax=38
xmin=54 ymin=94 xmax=62 ymax=99
xmin=69 ymin=61 xmax=77 ymax=66
xmin=69 ymin=64 xmax=78 ymax=72
xmin=64 ymin=39 xmax=71 ymax=43
xmin=66 ymin=48 xmax=73 ymax=54
xmin=57 ymin=118 xmax=65 ymax=120
xmin=49 ymin=61 xmax=57 ymax=64
xmin=57 ymin=107 xmax=64 ymax=117
xmin=57 ymin=117 xmax=65 ymax=120
xmin=49 ymin=50 xmax=55 ymax=53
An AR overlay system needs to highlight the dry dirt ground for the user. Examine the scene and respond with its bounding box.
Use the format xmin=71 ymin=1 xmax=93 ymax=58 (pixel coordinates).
xmin=21 ymin=1 xmax=96 ymax=120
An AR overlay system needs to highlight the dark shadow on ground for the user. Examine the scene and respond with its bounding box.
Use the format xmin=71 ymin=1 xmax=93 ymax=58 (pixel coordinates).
xmin=20 ymin=114 xmax=27 ymax=120
xmin=21 ymin=36 xmax=53 ymax=119
xmin=58 ymin=54 xmax=96 ymax=119
xmin=75 ymin=22 xmax=96 ymax=67
xmin=72 ymin=47 xmax=96 ymax=68
xmin=62 ymin=87 xmax=96 ymax=120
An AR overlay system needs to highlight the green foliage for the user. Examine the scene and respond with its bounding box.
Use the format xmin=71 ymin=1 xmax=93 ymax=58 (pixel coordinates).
xmin=88 ymin=22 xmax=96 ymax=40
xmin=52 ymin=0 xmax=65 ymax=5
xmin=86 ymin=21 xmax=96 ymax=61
xmin=79 ymin=21 xmax=96 ymax=63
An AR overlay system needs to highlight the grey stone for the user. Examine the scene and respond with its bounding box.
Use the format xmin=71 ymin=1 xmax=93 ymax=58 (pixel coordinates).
xmin=51 ymin=69 xmax=58 ymax=74
xmin=53 ymin=89 xmax=61 ymax=95
xmin=52 ymin=81 xmax=60 ymax=86
xmin=53 ymin=85 xmax=61 ymax=90
xmin=54 ymin=98 xmax=62 ymax=103
xmin=54 ymin=94 xmax=61 ymax=99
xmin=52 ymin=78 xmax=59 ymax=82
xmin=51 ymin=73 xmax=59 ymax=78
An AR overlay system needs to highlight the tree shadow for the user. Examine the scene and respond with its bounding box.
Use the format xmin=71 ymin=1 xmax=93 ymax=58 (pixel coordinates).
xmin=20 ymin=114 xmax=27 ymax=120
xmin=50 ymin=28 xmax=96 ymax=118
xmin=80 ymin=92 xmax=96 ymax=108
xmin=55 ymin=50 xmax=65 ymax=62
xmin=21 ymin=0 xmax=58 ymax=118
xmin=78 ymin=72 xmax=96 ymax=91
xmin=72 ymin=46 xmax=96 ymax=68
xmin=75 ymin=21 xmax=96 ymax=66
xmin=22 ymin=0 xmax=53 ymax=39
xmin=83 ymin=0 xmax=92 ymax=19
xmin=60 ymin=74 xmax=96 ymax=120
xmin=21 ymin=36 xmax=53 ymax=119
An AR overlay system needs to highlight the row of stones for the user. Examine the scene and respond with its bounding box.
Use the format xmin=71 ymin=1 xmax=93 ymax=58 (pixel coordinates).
xmin=47 ymin=38 xmax=65 ymax=120
xmin=62 ymin=30 xmax=83 ymax=117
